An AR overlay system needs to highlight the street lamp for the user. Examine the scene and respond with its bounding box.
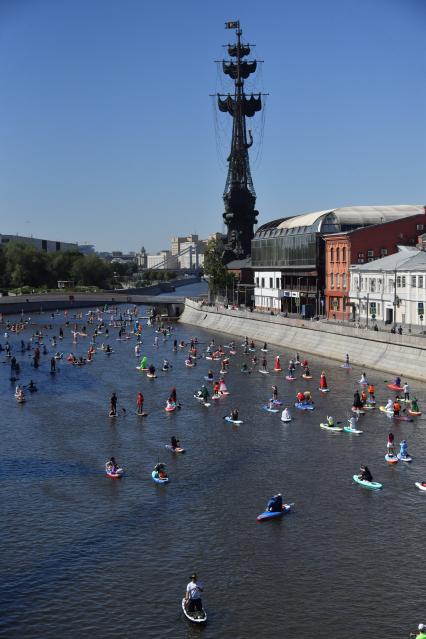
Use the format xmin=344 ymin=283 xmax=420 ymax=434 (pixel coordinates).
xmin=363 ymin=294 xmax=369 ymax=329
xmin=297 ymin=277 xmax=302 ymax=317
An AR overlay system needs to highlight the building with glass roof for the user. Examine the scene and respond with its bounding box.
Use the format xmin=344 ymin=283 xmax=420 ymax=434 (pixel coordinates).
xmin=251 ymin=205 xmax=424 ymax=315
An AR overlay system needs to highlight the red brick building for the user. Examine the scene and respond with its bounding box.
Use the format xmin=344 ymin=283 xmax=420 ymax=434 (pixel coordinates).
xmin=325 ymin=210 xmax=426 ymax=319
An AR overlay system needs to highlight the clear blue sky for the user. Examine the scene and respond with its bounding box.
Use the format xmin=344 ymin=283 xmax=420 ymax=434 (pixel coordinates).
xmin=0 ymin=0 xmax=425 ymax=252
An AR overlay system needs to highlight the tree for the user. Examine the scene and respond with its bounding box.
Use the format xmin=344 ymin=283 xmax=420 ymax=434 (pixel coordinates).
xmin=70 ymin=255 xmax=113 ymax=288
xmin=203 ymin=238 xmax=234 ymax=297
xmin=3 ymin=242 xmax=49 ymax=288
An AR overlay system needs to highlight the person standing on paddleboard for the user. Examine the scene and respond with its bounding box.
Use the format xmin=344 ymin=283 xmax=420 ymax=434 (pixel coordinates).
xmin=137 ymin=392 xmax=144 ymax=415
xmin=261 ymin=355 xmax=267 ymax=371
xmin=403 ymin=382 xmax=410 ymax=401
xmin=319 ymin=371 xmax=328 ymax=390
xmin=387 ymin=432 xmax=395 ymax=455
xmin=185 ymin=573 xmax=204 ymax=616
xmin=110 ymin=392 xmax=117 ymax=416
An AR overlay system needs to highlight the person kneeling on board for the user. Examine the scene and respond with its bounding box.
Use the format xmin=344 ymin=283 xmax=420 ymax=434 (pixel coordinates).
xmin=358 ymin=465 xmax=373 ymax=482
xmin=266 ymin=493 xmax=283 ymax=512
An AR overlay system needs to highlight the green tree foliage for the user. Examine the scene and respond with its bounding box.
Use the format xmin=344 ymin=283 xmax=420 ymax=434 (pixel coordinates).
xmin=203 ymin=238 xmax=234 ymax=295
xmin=70 ymin=255 xmax=113 ymax=288
xmin=0 ymin=241 xmax=114 ymax=290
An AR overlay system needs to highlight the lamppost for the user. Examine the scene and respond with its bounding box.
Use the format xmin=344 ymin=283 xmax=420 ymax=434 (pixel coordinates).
xmin=393 ymin=266 xmax=397 ymax=330
xmin=363 ymin=294 xmax=369 ymax=328
xmin=297 ymin=277 xmax=302 ymax=317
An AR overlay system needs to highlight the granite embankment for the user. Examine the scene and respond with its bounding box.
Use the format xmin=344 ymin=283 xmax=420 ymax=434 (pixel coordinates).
xmin=180 ymin=298 xmax=426 ymax=382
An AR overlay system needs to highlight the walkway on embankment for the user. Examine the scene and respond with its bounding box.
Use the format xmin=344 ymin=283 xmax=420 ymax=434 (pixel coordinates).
xmin=180 ymin=298 xmax=426 ymax=382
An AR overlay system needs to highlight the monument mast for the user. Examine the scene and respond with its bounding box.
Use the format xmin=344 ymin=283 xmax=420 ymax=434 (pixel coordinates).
xmin=217 ymin=21 xmax=263 ymax=263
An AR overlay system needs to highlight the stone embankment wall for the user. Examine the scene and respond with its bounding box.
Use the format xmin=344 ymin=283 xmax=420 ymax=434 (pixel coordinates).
xmin=180 ymin=299 xmax=426 ymax=382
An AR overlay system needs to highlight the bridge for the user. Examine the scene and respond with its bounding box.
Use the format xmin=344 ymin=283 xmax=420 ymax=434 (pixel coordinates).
xmin=0 ymin=292 xmax=188 ymax=318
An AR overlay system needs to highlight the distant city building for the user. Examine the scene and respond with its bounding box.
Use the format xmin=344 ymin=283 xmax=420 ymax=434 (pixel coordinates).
xmin=137 ymin=246 xmax=147 ymax=268
xmin=252 ymin=205 xmax=425 ymax=316
xmin=0 ymin=234 xmax=78 ymax=253
xmin=171 ymin=234 xmax=197 ymax=255
xmin=349 ymin=244 xmax=426 ymax=326
xmin=77 ymin=244 xmax=95 ymax=254
xmin=147 ymin=250 xmax=179 ymax=270
xmin=178 ymin=241 xmax=205 ymax=270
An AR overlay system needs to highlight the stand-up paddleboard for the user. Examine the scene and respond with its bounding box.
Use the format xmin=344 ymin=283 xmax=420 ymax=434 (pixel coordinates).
xmin=185 ymin=361 xmax=194 ymax=368
xmin=408 ymin=409 xmax=422 ymax=416
xmin=294 ymin=402 xmax=315 ymax=410
xmin=394 ymin=415 xmax=413 ymax=422
xmin=211 ymin=394 xmax=221 ymax=400
xmin=385 ymin=453 xmax=398 ymax=464
xmin=259 ymin=370 xmax=270 ymax=374
xmin=151 ymin=471 xmax=169 ymax=484
xmin=181 ymin=598 xmax=207 ymax=624
xmin=193 ymin=395 xmax=211 ymax=407
xmin=320 ymin=422 xmax=343 ymax=432
xmin=274 ymin=368 xmax=283 ymax=372
xmin=261 ymin=405 xmax=280 ymax=413
xmin=344 ymin=425 xmax=363 ymax=434
xmin=379 ymin=406 xmax=393 ymax=415
xmin=229 ymin=350 xmax=237 ymax=355
xmin=147 ymin=373 xmax=157 ymax=379
xmin=387 ymin=383 xmax=403 ymax=391
xmin=165 ymin=403 xmax=176 ymax=412
xmin=270 ymin=399 xmax=283 ymax=405
xmin=165 ymin=445 xmax=185 ymax=454
xmin=352 ymin=407 xmax=365 ymax=415
xmin=397 ymin=453 xmax=413 ymax=462
xmin=106 ymin=468 xmax=124 ymax=479
xmin=353 ymin=474 xmax=382 ymax=490
xmin=261 ymin=348 xmax=268 ymax=352
xmin=135 ymin=412 xmax=148 ymax=417
xmin=257 ymin=502 xmax=293 ymax=521
xmin=302 ymin=374 xmax=312 ymax=379
xmin=415 ymin=481 xmax=426 ymax=492
xmin=281 ymin=415 xmax=292 ymax=423
xmin=340 ymin=364 xmax=352 ymax=369
xmin=319 ymin=388 xmax=330 ymax=393
xmin=286 ymin=375 xmax=295 ymax=381
xmin=204 ymin=376 xmax=214 ymax=382
xmin=224 ymin=416 xmax=243 ymax=424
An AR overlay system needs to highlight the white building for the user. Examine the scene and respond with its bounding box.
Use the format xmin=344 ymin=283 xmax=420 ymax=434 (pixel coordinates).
xmin=254 ymin=271 xmax=300 ymax=311
xmin=349 ymin=246 xmax=426 ymax=327
xmin=146 ymin=250 xmax=179 ymax=270
xmin=178 ymin=241 xmax=205 ymax=270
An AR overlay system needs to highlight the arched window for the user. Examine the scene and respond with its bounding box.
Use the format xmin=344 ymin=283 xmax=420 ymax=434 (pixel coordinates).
xmin=330 ymin=248 xmax=334 ymax=262
xmin=342 ymin=247 xmax=346 ymax=262
xmin=336 ymin=247 xmax=340 ymax=262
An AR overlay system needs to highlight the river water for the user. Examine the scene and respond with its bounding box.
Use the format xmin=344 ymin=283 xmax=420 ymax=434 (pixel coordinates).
xmin=1 ymin=297 xmax=425 ymax=639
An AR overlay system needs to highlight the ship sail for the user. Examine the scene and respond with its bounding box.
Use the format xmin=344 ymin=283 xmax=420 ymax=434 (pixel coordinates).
xmin=222 ymin=60 xmax=257 ymax=79
xmin=217 ymin=94 xmax=262 ymax=117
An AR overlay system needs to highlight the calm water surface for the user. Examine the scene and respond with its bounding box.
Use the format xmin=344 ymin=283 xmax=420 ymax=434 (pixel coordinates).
xmin=0 ymin=299 xmax=425 ymax=639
